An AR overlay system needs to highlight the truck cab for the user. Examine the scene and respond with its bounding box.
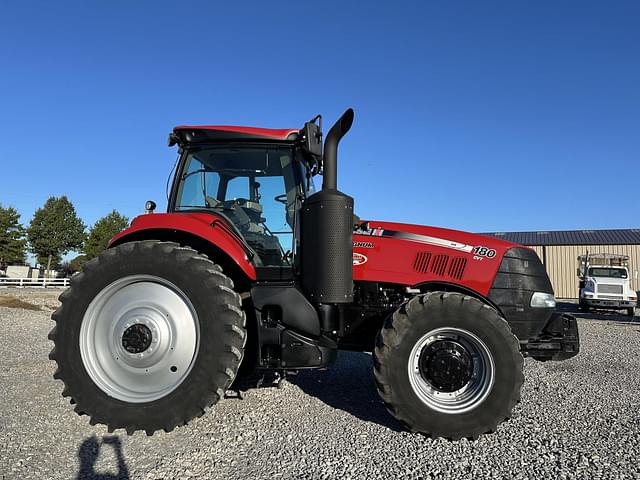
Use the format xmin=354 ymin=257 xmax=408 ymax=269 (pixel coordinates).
xmin=578 ymin=253 xmax=637 ymax=316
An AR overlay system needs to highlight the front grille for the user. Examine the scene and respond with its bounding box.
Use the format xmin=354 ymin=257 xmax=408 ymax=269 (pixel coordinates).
xmin=488 ymin=247 xmax=553 ymax=341
xmin=598 ymin=295 xmax=621 ymax=300
xmin=598 ymin=284 xmax=623 ymax=294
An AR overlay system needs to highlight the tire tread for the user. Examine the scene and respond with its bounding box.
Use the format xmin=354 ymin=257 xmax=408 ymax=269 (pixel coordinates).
xmin=373 ymin=291 xmax=524 ymax=440
xmin=49 ymin=240 xmax=246 ymax=435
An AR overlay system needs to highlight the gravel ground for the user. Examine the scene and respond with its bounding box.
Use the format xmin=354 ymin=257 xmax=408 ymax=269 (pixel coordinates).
xmin=1 ymin=289 xmax=639 ymax=479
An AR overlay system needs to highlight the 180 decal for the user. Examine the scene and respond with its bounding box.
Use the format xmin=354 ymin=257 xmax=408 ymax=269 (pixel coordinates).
xmin=473 ymin=246 xmax=497 ymax=258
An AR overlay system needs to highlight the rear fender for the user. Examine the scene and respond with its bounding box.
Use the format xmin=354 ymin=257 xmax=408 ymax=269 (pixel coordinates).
xmin=109 ymin=213 xmax=257 ymax=286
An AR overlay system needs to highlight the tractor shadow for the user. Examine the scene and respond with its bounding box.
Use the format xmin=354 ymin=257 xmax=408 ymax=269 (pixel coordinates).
xmin=232 ymin=351 xmax=403 ymax=431
xmin=76 ymin=435 xmax=130 ymax=480
xmin=289 ymin=351 xmax=404 ymax=432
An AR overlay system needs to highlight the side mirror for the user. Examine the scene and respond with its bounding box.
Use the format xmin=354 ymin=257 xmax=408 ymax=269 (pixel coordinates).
xmin=302 ymin=115 xmax=322 ymax=158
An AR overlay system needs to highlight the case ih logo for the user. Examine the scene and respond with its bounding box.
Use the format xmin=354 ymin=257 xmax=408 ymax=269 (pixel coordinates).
xmin=353 ymin=241 xmax=374 ymax=248
xmin=353 ymin=252 xmax=368 ymax=265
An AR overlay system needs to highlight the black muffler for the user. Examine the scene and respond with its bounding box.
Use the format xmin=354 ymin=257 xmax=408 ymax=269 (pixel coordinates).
xmin=301 ymin=108 xmax=355 ymax=304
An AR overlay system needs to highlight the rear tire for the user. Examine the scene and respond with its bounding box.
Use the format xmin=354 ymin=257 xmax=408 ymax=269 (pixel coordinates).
xmin=373 ymin=292 xmax=524 ymax=440
xmin=49 ymin=240 xmax=246 ymax=435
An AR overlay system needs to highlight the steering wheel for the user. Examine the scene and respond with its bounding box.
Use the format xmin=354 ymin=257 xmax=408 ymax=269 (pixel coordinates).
xmin=274 ymin=194 xmax=288 ymax=205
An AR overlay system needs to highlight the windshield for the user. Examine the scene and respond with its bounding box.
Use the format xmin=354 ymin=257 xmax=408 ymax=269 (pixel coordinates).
xmin=174 ymin=145 xmax=305 ymax=267
xmin=588 ymin=267 xmax=628 ymax=279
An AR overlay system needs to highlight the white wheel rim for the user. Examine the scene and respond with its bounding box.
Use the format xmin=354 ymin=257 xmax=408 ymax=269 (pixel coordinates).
xmin=79 ymin=275 xmax=200 ymax=403
xmin=408 ymin=327 xmax=495 ymax=414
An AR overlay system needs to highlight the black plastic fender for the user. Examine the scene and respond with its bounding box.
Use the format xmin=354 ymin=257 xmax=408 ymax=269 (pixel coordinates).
xmin=251 ymin=283 xmax=321 ymax=337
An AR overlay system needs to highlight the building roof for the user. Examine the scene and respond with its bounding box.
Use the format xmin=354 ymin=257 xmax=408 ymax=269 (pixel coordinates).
xmin=482 ymin=229 xmax=640 ymax=246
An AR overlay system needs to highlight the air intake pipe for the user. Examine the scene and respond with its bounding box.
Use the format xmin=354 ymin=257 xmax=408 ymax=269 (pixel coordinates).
xmin=301 ymin=108 xmax=355 ymax=304
xmin=322 ymin=108 xmax=354 ymax=191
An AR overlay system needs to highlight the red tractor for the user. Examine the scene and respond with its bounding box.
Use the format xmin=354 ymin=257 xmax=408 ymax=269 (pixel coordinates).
xmin=50 ymin=109 xmax=579 ymax=439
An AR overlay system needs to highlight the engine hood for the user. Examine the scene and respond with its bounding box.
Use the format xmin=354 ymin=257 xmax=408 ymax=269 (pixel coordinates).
xmin=355 ymin=220 xmax=519 ymax=251
xmin=352 ymin=220 xmax=523 ymax=296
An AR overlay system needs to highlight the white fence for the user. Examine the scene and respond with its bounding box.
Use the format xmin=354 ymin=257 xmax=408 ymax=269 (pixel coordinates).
xmin=0 ymin=277 xmax=70 ymax=288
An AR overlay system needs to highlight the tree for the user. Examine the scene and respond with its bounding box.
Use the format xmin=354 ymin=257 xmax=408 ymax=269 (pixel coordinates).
xmin=84 ymin=210 xmax=129 ymax=260
xmin=68 ymin=254 xmax=89 ymax=273
xmin=27 ymin=196 xmax=86 ymax=272
xmin=0 ymin=205 xmax=27 ymax=268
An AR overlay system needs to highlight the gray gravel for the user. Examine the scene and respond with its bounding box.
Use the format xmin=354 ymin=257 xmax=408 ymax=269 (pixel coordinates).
xmin=1 ymin=290 xmax=640 ymax=479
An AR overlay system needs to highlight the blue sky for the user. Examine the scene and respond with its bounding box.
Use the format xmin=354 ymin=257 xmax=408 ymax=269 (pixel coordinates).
xmin=1 ymin=1 xmax=638 ymax=245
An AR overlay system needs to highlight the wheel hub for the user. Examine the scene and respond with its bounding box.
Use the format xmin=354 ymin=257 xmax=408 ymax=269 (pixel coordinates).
xmin=122 ymin=324 xmax=153 ymax=354
xmin=408 ymin=327 xmax=495 ymax=414
xmin=79 ymin=275 xmax=200 ymax=403
xmin=419 ymin=340 xmax=473 ymax=392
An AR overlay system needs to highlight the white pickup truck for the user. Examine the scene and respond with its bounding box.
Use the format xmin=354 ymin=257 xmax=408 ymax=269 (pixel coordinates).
xmin=578 ymin=253 xmax=637 ymax=316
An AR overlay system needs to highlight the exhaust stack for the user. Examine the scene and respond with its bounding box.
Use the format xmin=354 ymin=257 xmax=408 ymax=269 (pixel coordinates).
xmin=301 ymin=109 xmax=355 ymax=304
xmin=322 ymin=108 xmax=354 ymax=191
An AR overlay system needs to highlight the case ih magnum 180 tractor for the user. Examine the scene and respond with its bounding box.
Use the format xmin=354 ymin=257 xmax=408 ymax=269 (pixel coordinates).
xmin=50 ymin=109 xmax=579 ymax=439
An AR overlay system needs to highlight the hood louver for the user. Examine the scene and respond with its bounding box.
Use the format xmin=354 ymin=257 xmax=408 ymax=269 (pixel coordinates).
xmin=413 ymin=252 xmax=467 ymax=280
xmin=448 ymin=257 xmax=467 ymax=280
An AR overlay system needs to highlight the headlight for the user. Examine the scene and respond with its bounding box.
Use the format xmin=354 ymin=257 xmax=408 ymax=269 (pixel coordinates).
xmin=584 ymin=281 xmax=595 ymax=291
xmin=530 ymin=292 xmax=556 ymax=308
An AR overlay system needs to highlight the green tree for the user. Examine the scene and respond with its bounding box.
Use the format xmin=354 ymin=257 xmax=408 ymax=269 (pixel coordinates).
xmin=0 ymin=205 xmax=27 ymax=268
xmin=27 ymin=196 xmax=86 ymax=271
xmin=68 ymin=254 xmax=89 ymax=273
xmin=84 ymin=210 xmax=129 ymax=260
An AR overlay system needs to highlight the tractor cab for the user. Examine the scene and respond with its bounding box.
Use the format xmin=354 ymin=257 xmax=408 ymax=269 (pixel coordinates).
xmin=168 ymin=125 xmax=319 ymax=269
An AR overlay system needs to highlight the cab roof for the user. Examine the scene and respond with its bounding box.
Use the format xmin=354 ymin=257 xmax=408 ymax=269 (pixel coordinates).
xmin=171 ymin=125 xmax=300 ymax=145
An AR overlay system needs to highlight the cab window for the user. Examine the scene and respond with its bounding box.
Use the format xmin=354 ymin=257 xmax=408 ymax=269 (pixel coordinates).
xmin=174 ymin=146 xmax=300 ymax=267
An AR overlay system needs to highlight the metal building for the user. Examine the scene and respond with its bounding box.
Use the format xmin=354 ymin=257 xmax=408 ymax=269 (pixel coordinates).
xmin=484 ymin=229 xmax=640 ymax=299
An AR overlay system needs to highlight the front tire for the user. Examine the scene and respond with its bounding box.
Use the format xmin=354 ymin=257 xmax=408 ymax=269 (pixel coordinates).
xmin=49 ymin=240 xmax=246 ymax=435
xmin=627 ymin=307 xmax=635 ymax=317
xmin=373 ymin=292 xmax=524 ymax=440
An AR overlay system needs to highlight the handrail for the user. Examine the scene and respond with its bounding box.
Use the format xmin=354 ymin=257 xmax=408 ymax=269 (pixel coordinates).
xmin=0 ymin=277 xmax=70 ymax=288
